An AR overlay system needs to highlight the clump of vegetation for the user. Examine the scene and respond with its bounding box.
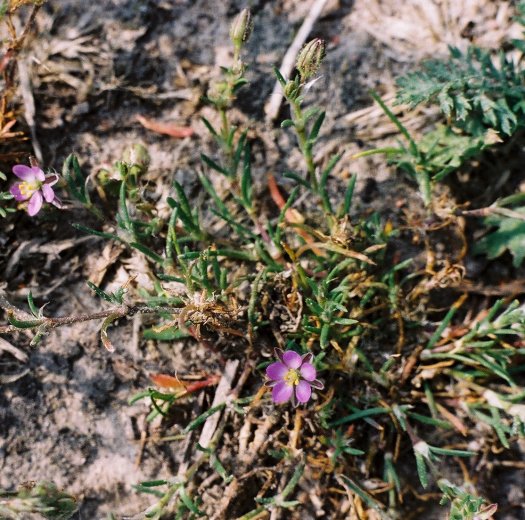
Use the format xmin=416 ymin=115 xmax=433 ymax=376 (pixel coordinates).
xmin=0 ymin=481 xmax=78 ymax=520
xmin=2 ymin=4 xmax=525 ymax=519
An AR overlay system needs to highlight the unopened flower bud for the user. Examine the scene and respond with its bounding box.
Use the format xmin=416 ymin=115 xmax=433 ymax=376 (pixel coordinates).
xmin=230 ymin=9 xmax=253 ymax=46
xmin=284 ymin=80 xmax=299 ymax=100
xmin=123 ymin=144 xmax=150 ymax=175
xmin=296 ymin=38 xmax=325 ymax=80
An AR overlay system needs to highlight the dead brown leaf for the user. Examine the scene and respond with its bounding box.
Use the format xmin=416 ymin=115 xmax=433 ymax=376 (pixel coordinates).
xmin=136 ymin=115 xmax=194 ymax=138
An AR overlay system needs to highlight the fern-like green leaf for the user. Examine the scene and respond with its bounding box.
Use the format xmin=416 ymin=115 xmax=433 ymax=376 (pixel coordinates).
xmin=475 ymin=208 xmax=525 ymax=267
xmin=396 ymin=45 xmax=525 ymax=136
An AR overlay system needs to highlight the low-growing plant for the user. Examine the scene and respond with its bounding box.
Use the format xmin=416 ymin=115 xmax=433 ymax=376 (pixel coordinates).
xmin=0 ymin=481 xmax=78 ymax=520
xmin=2 ymin=6 xmax=525 ymax=520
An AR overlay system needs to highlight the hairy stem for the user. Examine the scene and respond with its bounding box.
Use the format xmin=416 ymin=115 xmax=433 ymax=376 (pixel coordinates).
xmin=291 ymin=100 xmax=318 ymax=192
xmin=0 ymin=303 xmax=182 ymax=335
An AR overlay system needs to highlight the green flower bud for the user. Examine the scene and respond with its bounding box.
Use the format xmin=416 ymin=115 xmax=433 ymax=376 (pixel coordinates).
xmin=123 ymin=144 xmax=150 ymax=175
xmin=229 ymin=9 xmax=253 ymax=46
xmin=207 ymin=80 xmax=231 ymax=109
xmin=296 ymin=38 xmax=325 ymax=80
xmin=284 ymin=79 xmax=300 ymax=100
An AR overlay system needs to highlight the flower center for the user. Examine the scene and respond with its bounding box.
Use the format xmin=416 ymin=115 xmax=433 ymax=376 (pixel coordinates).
xmin=19 ymin=180 xmax=40 ymax=198
xmin=284 ymin=369 xmax=300 ymax=386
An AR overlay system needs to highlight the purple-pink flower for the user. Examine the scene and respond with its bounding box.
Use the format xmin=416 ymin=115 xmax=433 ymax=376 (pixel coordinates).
xmin=10 ymin=164 xmax=59 ymax=216
xmin=266 ymin=349 xmax=324 ymax=405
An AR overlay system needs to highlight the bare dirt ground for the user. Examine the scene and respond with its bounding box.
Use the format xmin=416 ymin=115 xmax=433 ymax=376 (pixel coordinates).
xmin=1 ymin=0 xmax=524 ymax=518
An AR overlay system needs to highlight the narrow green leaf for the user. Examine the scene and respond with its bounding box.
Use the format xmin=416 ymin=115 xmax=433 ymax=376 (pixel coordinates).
xmin=27 ymin=292 xmax=39 ymax=317
xmin=143 ymin=327 xmax=190 ymax=340
xmin=340 ymin=173 xmax=357 ymax=216
xmin=86 ymin=281 xmax=114 ymax=303
xmin=7 ymin=313 xmax=44 ymax=329
xmin=100 ymin=313 xmax=120 ymax=352
xmin=308 ymin=111 xmax=325 ymax=142
xmin=72 ymin=223 xmax=122 ymax=241
xmin=427 ymin=304 xmax=460 ymax=349
xmin=329 ymin=407 xmax=389 ymax=427
xmin=414 ymin=451 xmax=429 ymax=488
xmin=282 ymin=171 xmax=310 ymax=188
xmin=429 ymin=446 xmax=475 ymax=457
xmin=140 ymin=479 xmax=168 ymax=487
xmin=370 ymin=90 xmax=418 ymax=157
xmin=337 ymin=474 xmax=383 ymax=511
xmin=183 ymin=403 xmax=226 ymax=433
xmin=274 ymin=67 xmax=287 ymax=87
xmin=201 ymin=153 xmax=230 ymax=176
xmin=179 ymin=486 xmax=204 ymax=516
xmin=201 ymin=116 xmax=218 ymax=137
xmin=130 ymin=242 xmax=165 ymax=264
xmin=241 ymin=142 xmax=252 ymax=207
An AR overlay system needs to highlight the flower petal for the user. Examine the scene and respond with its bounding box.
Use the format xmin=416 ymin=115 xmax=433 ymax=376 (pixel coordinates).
xmin=282 ymin=350 xmax=302 ymax=369
xmin=42 ymin=184 xmax=55 ymax=203
xmin=44 ymin=173 xmax=59 ymax=186
xmin=274 ymin=348 xmax=285 ymax=363
xmin=32 ymin=167 xmax=45 ymax=181
xmin=272 ymin=381 xmax=293 ymax=403
xmin=310 ymin=379 xmax=324 ymax=390
xmin=301 ymin=353 xmax=313 ymax=365
xmin=51 ymin=195 xmax=63 ymax=208
xmin=300 ymin=362 xmax=316 ymax=381
xmin=12 ymin=164 xmax=36 ymax=180
xmin=295 ymin=380 xmax=312 ymax=403
xmin=266 ymin=361 xmax=288 ymax=381
xmin=10 ymin=182 xmax=29 ymax=201
xmin=27 ymin=191 xmax=43 ymax=216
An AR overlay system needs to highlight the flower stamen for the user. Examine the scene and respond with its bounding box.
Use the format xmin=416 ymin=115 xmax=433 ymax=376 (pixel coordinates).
xmin=19 ymin=181 xmax=39 ymax=197
xmin=284 ymin=369 xmax=300 ymax=386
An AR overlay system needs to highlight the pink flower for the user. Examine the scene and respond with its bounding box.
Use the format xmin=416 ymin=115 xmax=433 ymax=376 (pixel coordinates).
xmin=266 ymin=349 xmax=324 ymax=405
xmin=10 ymin=164 xmax=59 ymax=216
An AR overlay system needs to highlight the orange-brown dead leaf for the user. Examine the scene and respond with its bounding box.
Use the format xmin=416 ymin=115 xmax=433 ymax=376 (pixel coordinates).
xmin=150 ymin=373 xmax=186 ymax=390
xmin=267 ymin=173 xmax=324 ymax=256
xmin=136 ymin=115 xmax=194 ymax=138
xmin=436 ymin=403 xmax=469 ymax=436
xmin=149 ymin=373 xmax=220 ymax=395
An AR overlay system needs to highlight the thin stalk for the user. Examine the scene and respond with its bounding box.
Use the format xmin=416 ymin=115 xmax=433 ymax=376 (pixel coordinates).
xmin=290 ymin=100 xmax=318 ymax=192
xmin=0 ymin=304 xmax=183 ymax=335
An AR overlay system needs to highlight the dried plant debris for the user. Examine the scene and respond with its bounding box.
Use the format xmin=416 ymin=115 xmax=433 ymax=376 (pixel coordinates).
xmin=348 ymin=0 xmax=521 ymax=60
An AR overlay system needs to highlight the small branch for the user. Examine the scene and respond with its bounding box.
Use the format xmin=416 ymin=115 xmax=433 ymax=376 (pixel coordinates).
xmin=14 ymin=3 xmax=43 ymax=51
xmin=0 ymin=304 xmax=182 ymax=335
xmin=458 ymin=204 xmax=525 ymax=221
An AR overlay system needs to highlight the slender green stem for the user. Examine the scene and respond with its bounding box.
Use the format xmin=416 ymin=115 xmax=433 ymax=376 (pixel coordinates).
xmin=291 ymin=100 xmax=318 ymax=192
xmin=219 ymin=108 xmax=234 ymax=170
xmin=417 ymin=170 xmax=432 ymax=209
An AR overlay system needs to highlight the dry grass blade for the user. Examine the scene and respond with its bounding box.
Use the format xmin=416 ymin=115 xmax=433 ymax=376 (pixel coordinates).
xmin=198 ymin=359 xmax=239 ymax=450
xmin=348 ymin=0 xmax=520 ymax=60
